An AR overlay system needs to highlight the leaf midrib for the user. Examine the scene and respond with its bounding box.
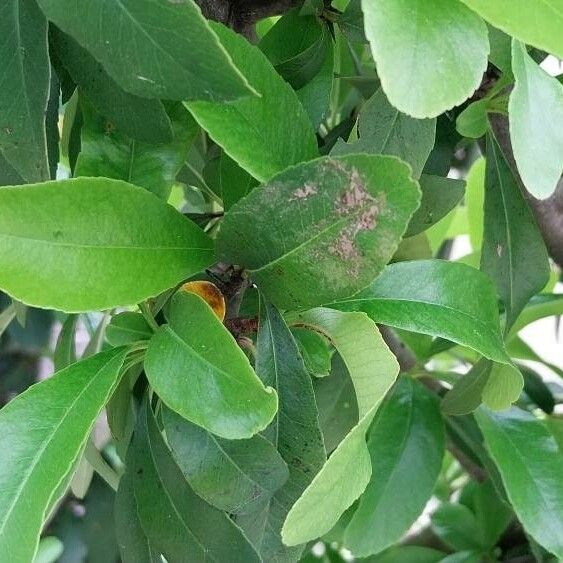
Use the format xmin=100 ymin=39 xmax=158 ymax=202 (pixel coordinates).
xmin=147 ymin=426 xmax=211 ymax=560
xmin=0 ymin=232 xmax=210 ymax=252
xmin=0 ymin=358 xmax=115 ymax=538
xmin=334 ymin=296 xmax=503 ymax=352
xmin=165 ymin=326 xmax=247 ymax=389
xmin=485 ymin=417 xmax=563 ymax=544
xmin=249 ymin=204 xmax=372 ymax=275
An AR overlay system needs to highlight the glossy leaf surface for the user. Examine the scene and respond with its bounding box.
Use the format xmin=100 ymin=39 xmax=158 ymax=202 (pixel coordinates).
xmin=132 ymin=402 xmax=261 ymax=562
xmin=332 ymin=88 xmax=436 ymax=178
xmin=35 ymin=0 xmax=254 ymax=101
xmin=282 ymin=309 xmax=399 ymax=546
xmin=0 ymin=347 xmax=127 ymax=562
xmin=106 ymin=313 xmax=152 ymax=347
xmin=75 ymin=101 xmax=197 ymax=200
xmin=0 ymin=0 xmax=50 ymax=182
xmin=344 ymin=378 xmax=445 ymax=556
xmin=407 ymin=175 xmax=466 ymax=237
xmin=332 ymin=260 xmax=509 ymax=363
xmin=163 ymin=408 xmax=289 ymax=515
xmin=477 ymin=407 xmax=563 ymax=559
xmin=239 ymin=302 xmax=325 ymax=561
xmin=145 ymin=292 xmax=278 ymax=439
xmin=509 ymin=40 xmax=563 ymax=199
xmin=443 ymin=360 xmax=524 ymax=415
xmin=115 ymin=447 xmax=158 ymax=563
xmin=481 ymin=131 xmax=550 ymax=330
xmin=51 ymin=28 xmax=173 ymax=144
xmin=362 ymin=0 xmax=489 ymax=118
xmin=460 ymin=0 xmax=563 ymax=59
xmin=0 ymin=178 xmax=213 ymax=311
xmin=187 ymin=24 xmax=318 ymax=182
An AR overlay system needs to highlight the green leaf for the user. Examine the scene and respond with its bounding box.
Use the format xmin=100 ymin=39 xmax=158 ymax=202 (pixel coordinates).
xmin=237 ymin=302 xmax=325 ymax=561
xmin=393 ymin=232 xmax=433 ymax=262
xmin=75 ymin=101 xmax=197 ymax=200
xmin=107 ymin=366 xmax=142 ymax=459
xmin=314 ymin=355 xmax=359 ymax=453
xmin=509 ymin=294 xmax=563 ymax=338
xmin=35 ymin=0 xmax=255 ymax=101
xmin=476 ymin=407 xmax=563 ymax=559
xmin=203 ymin=150 xmax=258 ymax=211
xmin=509 ymin=40 xmax=563 ymax=199
xmin=481 ymin=363 xmax=524 ymax=411
xmin=0 ymin=347 xmax=127 ymax=562
xmin=0 ymin=178 xmax=213 ymax=312
xmin=456 ymin=100 xmax=489 ymax=139
xmin=0 ymin=0 xmax=50 ymax=182
xmin=115 ymin=447 xmax=158 ymax=563
xmin=145 ymin=291 xmax=277 ymax=440
xmin=331 ymin=260 xmax=509 ymax=364
xmin=459 ymin=0 xmax=563 ymax=59
xmin=406 ymin=175 xmax=466 ymax=237
xmin=343 ymin=377 xmax=445 ymax=557
xmin=338 ymin=0 xmax=365 ymax=43
xmin=461 ymin=479 xmax=512 ymax=548
xmin=292 ymin=327 xmax=332 ymax=378
xmin=431 ymin=503 xmax=483 ymax=551
xmin=54 ymin=315 xmax=78 ymax=370
xmin=546 ymin=418 xmax=563 ymax=452
xmin=162 ymin=407 xmax=289 ymax=515
xmin=466 ymin=157 xmax=486 ymax=251
xmin=487 ymin=26 xmax=513 ymax=74
xmin=443 ymin=360 xmax=524 ymax=415
xmin=296 ymin=38 xmax=335 ymax=130
xmin=481 ymin=131 xmax=550 ymax=330
xmin=332 ymin=88 xmax=436 ymax=178
xmin=186 ymin=24 xmax=318 ymax=182
xmin=442 ymin=359 xmax=491 ymax=416
xmin=132 ymin=400 xmax=261 ymax=562
xmin=217 ymin=154 xmax=420 ymax=310
xmin=51 ymin=28 xmax=173 ymax=144
xmin=521 ymin=365 xmax=556 ymax=414
xmin=33 ymin=537 xmax=64 ymax=563
xmin=106 ymin=312 xmax=152 ymax=347
xmin=260 ymin=9 xmax=331 ymax=90
xmin=295 ymin=308 xmax=401 ymax=419
xmin=0 ymin=304 xmax=16 ymax=339
xmin=0 ymin=154 xmax=24 ymax=187
xmin=282 ymin=309 xmax=399 ymax=546
xmin=362 ymin=0 xmax=489 ymax=118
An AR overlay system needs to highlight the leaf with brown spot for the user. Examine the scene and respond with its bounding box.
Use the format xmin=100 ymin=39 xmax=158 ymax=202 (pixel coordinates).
xmin=181 ymin=280 xmax=226 ymax=321
xmin=217 ymin=155 xmax=421 ymax=309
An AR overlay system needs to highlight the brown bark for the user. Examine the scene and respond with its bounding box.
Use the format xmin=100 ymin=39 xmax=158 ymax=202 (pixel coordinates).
xmin=195 ymin=0 xmax=302 ymax=38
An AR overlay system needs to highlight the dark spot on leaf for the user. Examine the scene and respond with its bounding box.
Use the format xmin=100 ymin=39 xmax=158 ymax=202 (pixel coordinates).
xmin=289 ymin=182 xmax=318 ymax=201
xmin=326 ymin=165 xmax=383 ymax=276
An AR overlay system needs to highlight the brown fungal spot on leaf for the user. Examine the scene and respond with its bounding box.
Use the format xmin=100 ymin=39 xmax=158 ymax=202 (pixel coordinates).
xmin=181 ymin=280 xmax=226 ymax=321
xmin=329 ymin=233 xmax=361 ymax=263
xmin=336 ymin=169 xmax=373 ymax=214
xmin=289 ymin=182 xmax=318 ymax=201
xmin=327 ymin=166 xmax=383 ymax=276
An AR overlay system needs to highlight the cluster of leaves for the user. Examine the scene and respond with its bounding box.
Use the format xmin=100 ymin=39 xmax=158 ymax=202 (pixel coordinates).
xmin=0 ymin=0 xmax=562 ymax=562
